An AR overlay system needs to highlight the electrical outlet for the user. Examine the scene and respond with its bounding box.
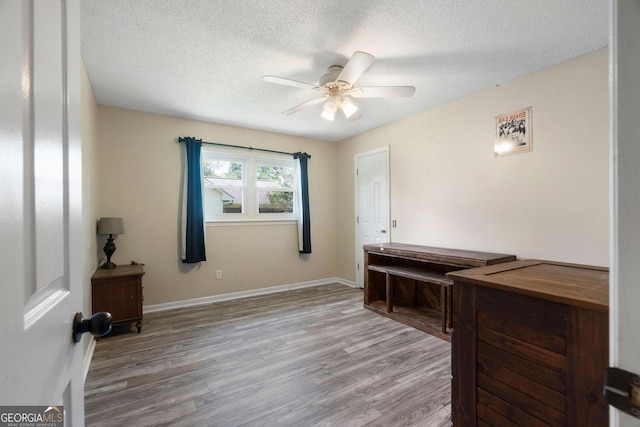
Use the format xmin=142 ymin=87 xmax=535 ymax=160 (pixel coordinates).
xmin=216 ymin=270 xmax=222 ymax=280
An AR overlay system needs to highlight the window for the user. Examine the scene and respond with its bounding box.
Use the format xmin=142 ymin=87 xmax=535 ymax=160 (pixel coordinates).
xmin=256 ymin=161 xmax=295 ymax=214
xmin=203 ymin=156 xmax=245 ymax=214
xmin=202 ymin=148 xmax=297 ymax=222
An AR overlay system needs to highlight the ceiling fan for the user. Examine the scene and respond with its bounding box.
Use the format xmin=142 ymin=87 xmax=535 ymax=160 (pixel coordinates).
xmin=263 ymin=51 xmax=415 ymax=121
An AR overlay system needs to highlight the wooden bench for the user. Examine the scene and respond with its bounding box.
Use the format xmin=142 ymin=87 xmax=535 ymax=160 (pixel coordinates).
xmin=364 ymin=243 xmax=516 ymax=340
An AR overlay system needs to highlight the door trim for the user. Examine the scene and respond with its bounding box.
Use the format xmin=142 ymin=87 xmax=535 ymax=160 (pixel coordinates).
xmin=609 ymin=1 xmax=640 ymax=425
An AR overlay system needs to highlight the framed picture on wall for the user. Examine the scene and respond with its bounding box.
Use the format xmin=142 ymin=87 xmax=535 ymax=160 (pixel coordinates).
xmin=494 ymin=106 xmax=532 ymax=156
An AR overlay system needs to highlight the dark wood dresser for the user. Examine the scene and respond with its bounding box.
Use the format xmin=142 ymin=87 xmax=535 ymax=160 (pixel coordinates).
xmin=447 ymin=260 xmax=609 ymax=426
xmin=363 ymin=243 xmax=516 ymax=340
xmin=91 ymin=264 xmax=145 ymax=334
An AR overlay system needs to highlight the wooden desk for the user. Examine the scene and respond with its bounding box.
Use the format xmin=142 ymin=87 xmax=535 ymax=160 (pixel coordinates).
xmin=448 ymin=260 xmax=609 ymax=426
xmin=363 ymin=243 xmax=516 ymax=340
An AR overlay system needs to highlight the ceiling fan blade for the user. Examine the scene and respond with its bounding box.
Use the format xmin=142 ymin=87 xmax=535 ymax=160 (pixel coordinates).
xmin=352 ymin=86 xmax=416 ymax=98
xmin=282 ymin=96 xmax=327 ymax=115
xmin=263 ymin=75 xmax=317 ymax=90
xmin=337 ymin=51 xmax=375 ymax=86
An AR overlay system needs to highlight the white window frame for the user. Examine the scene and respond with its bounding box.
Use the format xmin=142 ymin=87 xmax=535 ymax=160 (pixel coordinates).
xmin=254 ymin=156 xmax=297 ymax=218
xmin=202 ymin=152 xmax=246 ymax=220
xmin=202 ymin=147 xmax=298 ymax=223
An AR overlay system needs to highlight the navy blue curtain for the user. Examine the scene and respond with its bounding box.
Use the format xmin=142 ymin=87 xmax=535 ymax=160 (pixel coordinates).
xmin=182 ymin=137 xmax=206 ymax=263
xmin=294 ymin=152 xmax=311 ymax=254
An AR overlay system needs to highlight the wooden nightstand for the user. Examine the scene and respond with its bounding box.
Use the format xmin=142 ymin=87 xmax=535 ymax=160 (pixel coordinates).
xmin=91 ymin=264 xmax=145 ymax=334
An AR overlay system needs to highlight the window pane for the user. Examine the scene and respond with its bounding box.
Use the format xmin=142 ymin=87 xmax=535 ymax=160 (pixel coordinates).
xmin=256 ymin=165 xmax=294 ymax=189
xmin=258 ymin=190 xmax=293 ymax=213
xmin=204 ymin=188 xmax=243 ymax=216
xmin=221 ymin=188 xmax=243 ymax=213
xmin=204 ymin=160 xmax=243 ymax=186
xmin=203 ymin=159 xmax=244 ymax=217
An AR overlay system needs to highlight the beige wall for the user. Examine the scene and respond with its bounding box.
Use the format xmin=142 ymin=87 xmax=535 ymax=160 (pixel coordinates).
xmin=336 ymin=48 xmax=609 ymax=281
xmin=97 ymin=108 xmax=337 ymax=306
xmin=80 ymin=61 xmax=100 ymax=350
xmin=90 ymin=48 xmax=609 ymax=305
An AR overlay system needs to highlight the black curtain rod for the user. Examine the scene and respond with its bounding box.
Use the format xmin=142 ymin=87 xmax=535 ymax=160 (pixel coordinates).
xmin=177 ymin=136 xmax=310 ymax=158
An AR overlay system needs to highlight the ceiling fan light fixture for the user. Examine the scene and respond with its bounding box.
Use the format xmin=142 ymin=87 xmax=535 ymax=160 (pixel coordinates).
xmin=321 ymin=110 xmax=335 ymax=121
xmin=339 ymin=97 xmax=358 ymax=119
xmin=321 ymin=100 xmax=337 ymax=121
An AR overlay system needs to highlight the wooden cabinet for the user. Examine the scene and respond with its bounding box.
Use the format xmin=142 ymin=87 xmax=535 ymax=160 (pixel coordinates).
xmin=363 ymin=243 xmax=516 ymax=340
xmin=448 ymin=260 xmax=609 ymax=426
xmin=91 ymin=264 xmax=145 ymax=334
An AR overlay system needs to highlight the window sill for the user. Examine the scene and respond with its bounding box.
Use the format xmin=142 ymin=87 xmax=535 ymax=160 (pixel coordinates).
xmin=206 ymin=219 xmax=297 ymax=227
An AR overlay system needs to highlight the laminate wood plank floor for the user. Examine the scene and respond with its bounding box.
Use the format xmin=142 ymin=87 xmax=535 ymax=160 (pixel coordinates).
xmin=85 ymin=284 xmax=451 ymax=426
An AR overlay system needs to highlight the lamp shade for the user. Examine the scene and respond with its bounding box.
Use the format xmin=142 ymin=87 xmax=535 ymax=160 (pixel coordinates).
xmin=321 ymin=100 xmax=337 ymax=121
xmin=97 ymin=217 xmax=124 ymax=235
xmin=339 ymin=97 xmax=358 ymax=118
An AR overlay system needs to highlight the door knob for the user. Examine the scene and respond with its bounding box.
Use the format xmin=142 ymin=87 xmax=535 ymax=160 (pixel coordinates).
xmin=376 ymin=229 xmax=387 ymax=233
xmin=72 ymin=312 xmax=112 ymax=343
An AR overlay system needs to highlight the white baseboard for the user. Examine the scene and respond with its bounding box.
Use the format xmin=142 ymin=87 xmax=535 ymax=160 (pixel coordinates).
xmin=144 ymin=277 xmax=356 ymax=314
xmin=336 ymin=277 xmax=357 ymax=288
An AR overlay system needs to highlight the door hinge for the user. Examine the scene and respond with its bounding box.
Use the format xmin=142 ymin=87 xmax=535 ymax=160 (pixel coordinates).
xmin=357 ymin=263 xmax=360 ymax=271
xmin=356 ymin=216 xmax=359 ymax=223
xmin=604 ymin=367 xmax=640 ymax=418
xmin=356 ymin=169 xmax=359 ymax=176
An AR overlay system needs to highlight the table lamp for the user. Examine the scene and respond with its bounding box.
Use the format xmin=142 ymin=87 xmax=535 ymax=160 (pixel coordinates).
xmin=97 ymin=217 xmax=124 ymax=269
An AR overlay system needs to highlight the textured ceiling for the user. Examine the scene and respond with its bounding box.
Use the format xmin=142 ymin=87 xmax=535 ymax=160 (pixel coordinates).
xmin=81 ymin=0 xmax=609 ymax=142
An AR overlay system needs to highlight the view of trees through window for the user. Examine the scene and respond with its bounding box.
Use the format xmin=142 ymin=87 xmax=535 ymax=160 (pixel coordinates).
xmin=204 ymin=160 xmax=242 ymax=179
xmin=256 ymin=165 xmax=294 ymax=213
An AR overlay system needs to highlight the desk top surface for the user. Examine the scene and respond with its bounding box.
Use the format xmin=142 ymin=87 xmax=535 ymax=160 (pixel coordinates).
xmin=447 ymin=259 xmax=608 ymax=311
xmin=364 ymin=242 xmax=517 ymax=267
xmin=92 ymin=263 xmax=145 ymax=280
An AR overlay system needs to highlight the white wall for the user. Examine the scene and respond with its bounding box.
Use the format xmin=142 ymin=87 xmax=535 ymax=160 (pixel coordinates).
xmin=97 ymin=108 xmax=338 ymax=306
xmin=337 ymin=48 xmax=609 ymax=280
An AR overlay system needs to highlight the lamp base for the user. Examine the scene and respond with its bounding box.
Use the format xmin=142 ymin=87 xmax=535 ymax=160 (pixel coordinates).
xmin=102 ymin=235 xmax=117 ymax=269
xmin=100 ymin=261 xmax=117 ymax=269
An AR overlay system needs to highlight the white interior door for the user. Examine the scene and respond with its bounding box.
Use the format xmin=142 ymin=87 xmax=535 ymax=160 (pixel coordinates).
xmin=0 ymin=0 xmax=85 ymax=424
xmin=355 ymin=147 xmax=390 ymax=287
xmin=610 ymin=1 xmax=640 ymax=425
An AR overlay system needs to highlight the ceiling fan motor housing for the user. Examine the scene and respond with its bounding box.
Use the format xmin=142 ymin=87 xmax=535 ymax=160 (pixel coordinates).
xmin=319 ymin=65 xmax=343 ymax=86
xmin=319 ymin=65 xmax=355 ymax=97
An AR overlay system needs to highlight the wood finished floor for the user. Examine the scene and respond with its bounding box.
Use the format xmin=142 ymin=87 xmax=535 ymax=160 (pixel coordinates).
xmin=85 ymin=284 xmax=451 ymax=427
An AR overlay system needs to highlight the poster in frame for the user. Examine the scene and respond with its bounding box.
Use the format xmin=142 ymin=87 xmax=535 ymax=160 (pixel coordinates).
xmin=494 ymin=107 xmax=532 ymax=156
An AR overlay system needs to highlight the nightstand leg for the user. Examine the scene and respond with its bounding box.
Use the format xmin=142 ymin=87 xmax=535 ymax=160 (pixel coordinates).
xmin=136 ymin=321 xmax=143 ymax=333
